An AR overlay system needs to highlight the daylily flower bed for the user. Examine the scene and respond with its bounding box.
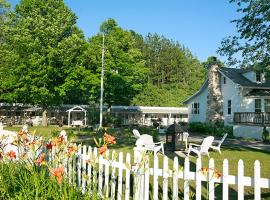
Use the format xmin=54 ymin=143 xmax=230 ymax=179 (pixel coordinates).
xmin=0 ymin=129 xmax=97 ymax=199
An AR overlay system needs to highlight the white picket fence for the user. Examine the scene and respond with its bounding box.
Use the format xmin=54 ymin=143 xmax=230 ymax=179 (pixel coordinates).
xmin=66 ymin=145 xmax=270 ymax=200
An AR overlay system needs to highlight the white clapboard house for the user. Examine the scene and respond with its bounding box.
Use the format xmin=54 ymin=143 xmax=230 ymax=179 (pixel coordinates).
xmin=183 ymin=65 xmax=270 ymax=140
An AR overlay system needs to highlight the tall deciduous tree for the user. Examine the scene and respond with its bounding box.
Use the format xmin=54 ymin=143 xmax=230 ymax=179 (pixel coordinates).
xmin=0 ymin=0 xmax=92 ymax=126
xmin=86 ymin=19 xmax=148 ymax=106
xmin=218 ymin=0 xmax=270 ymax=70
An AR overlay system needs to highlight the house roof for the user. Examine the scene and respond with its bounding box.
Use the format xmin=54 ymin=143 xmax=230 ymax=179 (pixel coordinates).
xmin=182 ymin=80 xmax=208 ymax=104
xmin=218 ymin=67 xmax=270 ymax=88
xmin=183 ymin=67 xmax=270 ymax=104
xmin=245 ymin=89 xmax=270 ymax=97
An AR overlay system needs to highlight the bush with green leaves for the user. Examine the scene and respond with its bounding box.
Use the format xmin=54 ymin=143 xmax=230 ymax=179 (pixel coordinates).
xmin=262 ymin=126 xmax=270 ymax=143
xmin=188 ymin=121 xmax=233 ymax=137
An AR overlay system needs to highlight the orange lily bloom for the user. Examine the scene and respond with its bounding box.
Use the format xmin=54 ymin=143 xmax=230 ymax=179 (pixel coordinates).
xmin=103 ymin=133 xmax=116 ymax=145
xmin=35 ymin=153 xmax=46 ymax=166
xmin=6 ymin=150 xmax=16 ymax=159
xmin=50 ymin=166 xmax=65 ymax=184
xmin=99 ymin=145 xmax=107 ymax=156
xmin=67 ymin=145 xmax=77 ymax=155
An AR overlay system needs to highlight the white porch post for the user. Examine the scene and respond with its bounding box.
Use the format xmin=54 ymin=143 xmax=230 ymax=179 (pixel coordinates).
xmin=84 ymin=111 xmax=87 ymax=126
xmin=68 ymin=111 xmax=71 ymax=128
xmin=168 ymin=113 xmax=171 ymax=125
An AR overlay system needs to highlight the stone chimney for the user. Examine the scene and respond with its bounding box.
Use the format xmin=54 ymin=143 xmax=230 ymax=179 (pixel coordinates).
xmin=206 ymin=61 xmax=223 ymax=122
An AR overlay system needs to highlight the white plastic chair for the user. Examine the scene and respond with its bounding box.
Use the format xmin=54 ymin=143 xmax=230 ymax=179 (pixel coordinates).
xmin=183 ymin=132 xmax=189 ymax=150
xmin=188 ymin=136 xmax=214 ymax=158
xmin=135 ymin=134 xmax=164 ymax=155
xmin=132 ymin=129 xmax=141 ymax=139
xmin=210 ymin=133 xmax=228 ymax=154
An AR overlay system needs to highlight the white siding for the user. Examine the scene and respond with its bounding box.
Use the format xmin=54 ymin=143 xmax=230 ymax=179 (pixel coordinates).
xmin=187 ymin=86 xmax=208 ymax=123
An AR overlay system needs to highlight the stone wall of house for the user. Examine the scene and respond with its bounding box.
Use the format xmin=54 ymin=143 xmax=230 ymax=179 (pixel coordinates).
xmin=206 ymin=64 xmax=223 ymax=122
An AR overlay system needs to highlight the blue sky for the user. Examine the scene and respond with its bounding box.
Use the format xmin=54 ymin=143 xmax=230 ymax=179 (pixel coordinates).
xmin=10 ymin=0 xmax=240 ymax=62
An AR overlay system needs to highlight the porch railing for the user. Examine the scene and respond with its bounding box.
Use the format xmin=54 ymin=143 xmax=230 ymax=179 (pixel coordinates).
xmin=234 ymin=112 xmax=270 ymax=125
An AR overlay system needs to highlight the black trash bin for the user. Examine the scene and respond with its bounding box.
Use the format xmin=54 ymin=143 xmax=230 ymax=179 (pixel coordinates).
xmin=165 ymin=122 xmax=185 ymax=151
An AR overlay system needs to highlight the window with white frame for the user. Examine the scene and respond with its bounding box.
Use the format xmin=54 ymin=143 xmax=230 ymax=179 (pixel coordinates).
xmin=255 ymin=99 xmax=261 ymax=112
xmin=192 ymin=103 xmax=200 ymax=114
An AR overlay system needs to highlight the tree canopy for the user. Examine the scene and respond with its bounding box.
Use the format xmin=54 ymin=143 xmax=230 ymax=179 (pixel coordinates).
xmin=0 ymin=0 xmax=208 ymax=118
xmin=132 ymin=33 xmax=207 ymax=106
xmin=218 ymin=0 xmax=270 ymax=70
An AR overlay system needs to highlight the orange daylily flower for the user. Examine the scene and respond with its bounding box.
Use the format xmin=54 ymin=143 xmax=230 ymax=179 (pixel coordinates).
xmin=6 ymin=150 xmax=16 ymax=159
xmin=214 ymin=171 xmax=222 ymax=178
xmin=201 ymin=167 xmax=209 ymax=175
xmin=35 ymin=153 xmax=46 ymax=166
xmin=99 ymin=145 xmax=107 ymax=156
xmin=18 ymin=131 xmax=24 ymax=136
xmin=103 ymin=133 xmax=116 ymax=145
xmin=50 ymin=166 xmax=65 ymax=184
xmin=67 ymin=145 xmax=77 ymax=155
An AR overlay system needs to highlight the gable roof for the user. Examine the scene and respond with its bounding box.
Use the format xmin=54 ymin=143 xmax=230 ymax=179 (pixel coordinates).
xmin=183 ymin=80 xmax=208 ymax=104
xmin=183 ymin=67 xmax=270 ymax=104
xmin=218 ymin=67 xmax=270 ymax=88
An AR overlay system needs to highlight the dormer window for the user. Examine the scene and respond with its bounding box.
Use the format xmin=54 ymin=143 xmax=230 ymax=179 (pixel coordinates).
xmin=256 ymin=72 xmax=261 ymax=82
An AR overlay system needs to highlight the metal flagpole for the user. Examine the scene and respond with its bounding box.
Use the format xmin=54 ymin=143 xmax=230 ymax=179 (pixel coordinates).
xmin=99 ymin=33 xmax=105 ymax=129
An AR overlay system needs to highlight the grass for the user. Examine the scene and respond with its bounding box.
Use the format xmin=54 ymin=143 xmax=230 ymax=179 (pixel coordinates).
xmin=4 ymin=125 xmax=270 ymax=199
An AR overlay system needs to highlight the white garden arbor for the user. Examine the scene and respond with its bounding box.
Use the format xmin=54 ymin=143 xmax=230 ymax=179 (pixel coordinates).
xmin=67 ymin=106 xmax=87 ymax=127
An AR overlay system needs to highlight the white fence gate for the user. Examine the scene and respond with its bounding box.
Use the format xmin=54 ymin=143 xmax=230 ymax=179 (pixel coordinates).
xmin=67 ymin=145 xmax=270 ymax=200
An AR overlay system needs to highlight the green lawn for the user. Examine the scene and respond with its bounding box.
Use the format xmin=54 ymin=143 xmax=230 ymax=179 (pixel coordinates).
xmin=4 ymin=125 xmax=270 ymax=199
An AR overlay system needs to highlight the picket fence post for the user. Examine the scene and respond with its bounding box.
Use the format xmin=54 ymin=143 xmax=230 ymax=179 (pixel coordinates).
xmin=117 ymin=152 xmax=123 ymax=200
xmin=98 ymin=154 xmax=103 ymax=197
xmin=184 ymin=157 xmax=190 ymax=200
xmin=254 ymin=160 xmax=261 ymax=200
xmin=110 ymin=150 xmax=116 ymax=199
xmin=195 ymin=158 xmax=202 ymax=200
xmin=82 ymin=145 xmax=87 ymax=193
xmin=222 ymin=159 xmax=229 ymax=200
xmin=77 ymin=145 xmax=82 ymax=187
xmin=162 ymin=156 xmax=169 ymax=200
xmin=172 ymin=157 xmax=179 ymax=200
xmin=238 ymin=159 xmax=244 ymax=200
xmin=125 ymin=153 xmax=131 ymax=200
xmin=104 ymin=150 xmax=110 ymax=198
xmin=144 ymin=155 xmax=150 ymax=200
xmin=153 ymin=154 xmax=159 ymax=200
xmin=87 ymin=146 xmax=92 ymax=190
xmin=208 ymin=158 xmax=215 ymax=200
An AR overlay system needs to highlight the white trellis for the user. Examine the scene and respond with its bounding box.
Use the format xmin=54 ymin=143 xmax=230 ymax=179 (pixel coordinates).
xmin=66 ymin=106 xmax=87 ymax=127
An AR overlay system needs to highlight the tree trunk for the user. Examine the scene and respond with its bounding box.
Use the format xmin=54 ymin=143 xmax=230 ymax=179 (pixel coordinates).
xmin=42 ymin=109 xmax=48 ymax=127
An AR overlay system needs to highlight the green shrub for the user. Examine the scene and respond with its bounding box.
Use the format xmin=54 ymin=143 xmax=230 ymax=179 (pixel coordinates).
xmin=262 ymin=126 xmax=270 ymax=143
xmin=188 ymin=121 xmax=233 ymax=137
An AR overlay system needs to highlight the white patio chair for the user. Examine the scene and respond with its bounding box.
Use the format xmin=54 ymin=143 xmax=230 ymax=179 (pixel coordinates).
xmin=183 ymin=132 xmax=189 ymax=150
xmin=210 ymin=133 xmax=228 ymax=154
xmin=187 ymin=136 xmax=214 ymax=158
xmin=132 ymin=129 xmax=141 ymax=139
xmin=135 ymin=134 xmax=164 ymax=155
